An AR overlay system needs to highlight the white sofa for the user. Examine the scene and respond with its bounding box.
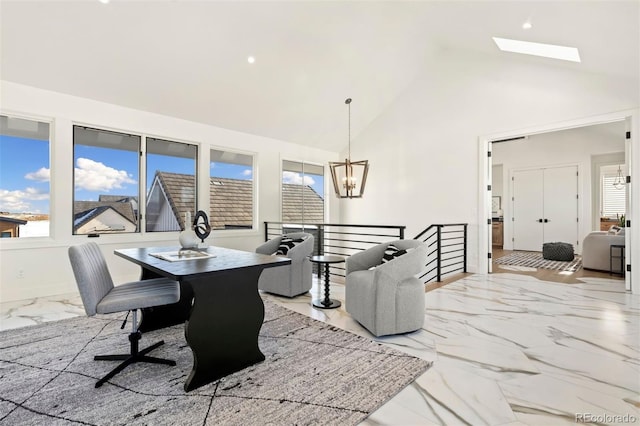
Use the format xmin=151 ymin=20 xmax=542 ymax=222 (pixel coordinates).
xmin=582 ymin=228 xmax=625 ymax=272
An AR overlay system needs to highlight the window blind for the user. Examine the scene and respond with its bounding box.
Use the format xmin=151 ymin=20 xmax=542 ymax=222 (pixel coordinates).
xmin=601 ymin=172 xmax=626 ymax=218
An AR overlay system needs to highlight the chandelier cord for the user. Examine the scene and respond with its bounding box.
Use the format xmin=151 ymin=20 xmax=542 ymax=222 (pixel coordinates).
xmin=346 ymin=98 xmax=352 ymax=160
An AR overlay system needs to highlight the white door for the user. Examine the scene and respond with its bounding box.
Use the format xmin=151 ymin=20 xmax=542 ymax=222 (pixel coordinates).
xmin=513 ymin=169 xmax=544 ymax=251
xmin=543 ymin=166 xmax=579 ymax=249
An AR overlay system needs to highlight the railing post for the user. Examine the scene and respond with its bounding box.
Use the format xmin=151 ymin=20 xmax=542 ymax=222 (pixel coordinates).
xmin=436 ymin=225 xmax=442 ymax=282
xmin=264 ymin=221 xmax=268 ymax=242
xmin=317 ymin=225 xmax=324 ymax=280
xmin=463 ymin=224 xmax=468 ymax=273
xmin=399 ymin=227 xmax=404 ymax=240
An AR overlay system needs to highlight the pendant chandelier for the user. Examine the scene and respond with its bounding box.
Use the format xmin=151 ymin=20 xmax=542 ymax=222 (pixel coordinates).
xmin=613 ymin=164 xmax=625 ymax=190
xmin=329 ymin=98 xmax=370 ymax=198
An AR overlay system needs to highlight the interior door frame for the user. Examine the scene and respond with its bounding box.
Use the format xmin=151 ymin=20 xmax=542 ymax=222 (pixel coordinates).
xmin=478 ymin=109 xmax=638 ymax=293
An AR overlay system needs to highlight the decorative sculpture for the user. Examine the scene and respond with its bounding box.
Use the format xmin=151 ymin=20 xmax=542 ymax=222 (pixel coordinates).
xmin=193 ymin=210 xmax=212 ymax=244
xmin=179 ymin=211 xmax=199 ymax=249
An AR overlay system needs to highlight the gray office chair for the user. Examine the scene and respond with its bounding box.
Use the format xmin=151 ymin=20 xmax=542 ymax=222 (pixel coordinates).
xmin=68 ymin=242 xmax=180 ymax=388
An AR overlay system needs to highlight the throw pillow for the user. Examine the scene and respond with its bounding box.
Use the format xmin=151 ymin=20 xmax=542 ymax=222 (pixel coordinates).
xmin=608 ymin=225 xmax=621 ymax=235
xmin=381 ymin=244 xmax=408 ymax=264
xmin=276 ymin=237 xmax=306 ymax=255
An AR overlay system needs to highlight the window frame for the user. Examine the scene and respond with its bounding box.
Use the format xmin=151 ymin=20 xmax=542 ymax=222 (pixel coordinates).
xmin=0 ymin=111 xmax=54 ymax=244
xmin=72 ymin=125 xmax=142 ymax=236
xmin=280 ymin=158 xmax=326 ymax=225
xmin=144 ymin=135 xmax=199 ymax=233
xmin=209 ymin=146 xmax=258 ymax=235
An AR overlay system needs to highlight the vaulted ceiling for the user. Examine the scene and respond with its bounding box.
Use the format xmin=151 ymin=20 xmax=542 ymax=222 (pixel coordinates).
xmin=1 ymin=1 xmax=638 ymax=151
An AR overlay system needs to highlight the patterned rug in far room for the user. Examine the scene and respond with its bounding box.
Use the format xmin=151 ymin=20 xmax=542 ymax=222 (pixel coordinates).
xmin=495 ymin=251 xmax=582 ymax=272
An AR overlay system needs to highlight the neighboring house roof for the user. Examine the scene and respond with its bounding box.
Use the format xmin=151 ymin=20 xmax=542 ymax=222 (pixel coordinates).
xmin=74 ymin=201 xmax=137 ymax=228
xmin=0 ymin=216 xmax=27 ymax=225
xmin=73 ymin=205 xmax=137 ymax=231
xmin=281 ymin=182 xmax=324 ymax=223
xmin=209 ymin=177 xmax=253 ymax=229
xmin=154 ymin=172 xmax=196 ymax=230
xmin=98 ymin=195 xmax=138 ymax=203
xmin=152 ymin=171 xmax=324 ymax=230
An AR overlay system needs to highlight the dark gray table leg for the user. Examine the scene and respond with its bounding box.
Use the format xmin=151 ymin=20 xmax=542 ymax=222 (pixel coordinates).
xmin=138 ymin=268 xmax=193 ymax=333
xmin=183 ymin=268 xmax=265 ymax=392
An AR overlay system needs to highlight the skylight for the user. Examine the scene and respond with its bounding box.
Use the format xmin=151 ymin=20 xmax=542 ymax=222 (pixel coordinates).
xmin=493 ymin=37 xmax=581 ymax=62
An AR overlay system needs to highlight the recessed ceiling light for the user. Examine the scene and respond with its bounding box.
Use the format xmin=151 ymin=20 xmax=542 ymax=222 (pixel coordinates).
xmin=99 ymin=0 xmax=110 ymax=3
xmin=522 ymin=22 xmax=532 ymax=30
xmin=247 ymin=56 xmax=255 ymax=64
xmin=493 ymin=37 xmax=581 ymax=62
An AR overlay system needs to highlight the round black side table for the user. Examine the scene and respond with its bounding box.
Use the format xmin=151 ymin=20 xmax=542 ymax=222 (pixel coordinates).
xmin=309 ymin=255 xmax=344 ymax=309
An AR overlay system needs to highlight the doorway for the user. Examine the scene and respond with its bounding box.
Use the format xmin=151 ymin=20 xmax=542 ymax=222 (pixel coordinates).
xmin=479 ymin=112 xmax=635 ymax=293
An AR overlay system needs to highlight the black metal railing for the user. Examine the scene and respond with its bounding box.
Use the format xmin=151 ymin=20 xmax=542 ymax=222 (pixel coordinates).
xmin=264 ymin=221 xmax=466 ymax=283
xmin=413 ymin=223 xmax=467 ymax=283
xmin=264 ymin=222 xmax=405 ymax=278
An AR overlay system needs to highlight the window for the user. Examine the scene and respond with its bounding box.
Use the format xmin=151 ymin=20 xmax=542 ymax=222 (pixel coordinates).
xmin=210 ymin=149 xmax=254 ymax=230
xmin=73 ymin=126 xmax=140 ymax=235
xmin=0 ymin=115 xmax=50 ymax=238
xmin=145 ymin=137 xmax=197 ymax=232
xmin=282 ymin=161 xmax=324 ymax=223
xmin=601 ymin=164 xmax=626 ymax=218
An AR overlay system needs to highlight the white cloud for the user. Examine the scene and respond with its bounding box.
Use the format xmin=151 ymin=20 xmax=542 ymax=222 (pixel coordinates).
xmin=283 ymin=171 xmax=315 ymax=186
xmin=242 ymin=169 xmax=252 ymax=177
xmin=25 ymin=167 xmax=50 ymax=182
xmin=0 ymin=187 xmax=49 ymax=212
xmin=74 ymin=158 xmax=136 ymax=192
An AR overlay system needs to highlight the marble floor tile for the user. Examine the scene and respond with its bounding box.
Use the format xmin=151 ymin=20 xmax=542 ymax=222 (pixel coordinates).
xmin=0 ymin=293 xmax=84 ymax=331
xmin=1 ymin=272 xmax=638 ymax=426
xmin=416 ymin=363 xmax=518 ymax=425
xmin=436 ymin=335 xmax=540 ymax=374
xmin=523 ymin=345 xmax=640 ymax=394
xmin=500 ymin=374 xmax=640 ymax=425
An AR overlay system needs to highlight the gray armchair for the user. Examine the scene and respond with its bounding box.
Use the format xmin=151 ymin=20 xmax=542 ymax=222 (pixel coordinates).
xmin=346 ymin=240 xmax=427 ymax=337
xmin=255 ymin=232 xmax=314 ymax=297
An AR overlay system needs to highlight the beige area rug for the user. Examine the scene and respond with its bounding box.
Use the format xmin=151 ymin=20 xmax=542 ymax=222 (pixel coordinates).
xmin=495 ymin=251 xmax=582 ymax=272
xmin=0 ymin=299 xmax=430 ymax=425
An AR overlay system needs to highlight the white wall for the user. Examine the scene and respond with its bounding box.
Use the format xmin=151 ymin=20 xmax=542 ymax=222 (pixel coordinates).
xmin=337 ymin=49 xmax=639 ymax=273
xmin=0 ymin=81 xmax=339 ymax=302
xmin=492 ymin=122 xmax=626 ymax=253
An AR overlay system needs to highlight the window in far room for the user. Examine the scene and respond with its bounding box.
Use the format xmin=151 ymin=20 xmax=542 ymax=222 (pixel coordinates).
xmin=72 ymin=126 xmax=140 ymax=235
xmin=145 ymin=137 xmax=197 ymax=232
xmin=0 ymin=115 xmax=51 ymax=238
xmin=210 ymin=149 xmax=255 ymax=230
xmin=600 ymin=164 xmax=626 ymax=219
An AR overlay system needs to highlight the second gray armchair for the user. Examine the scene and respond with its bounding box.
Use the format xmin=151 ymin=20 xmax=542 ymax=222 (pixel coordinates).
xmin=255 ymin=232 xmax=314 ymax=297
xmin=346 ymin=240 xmax=427 ymax=337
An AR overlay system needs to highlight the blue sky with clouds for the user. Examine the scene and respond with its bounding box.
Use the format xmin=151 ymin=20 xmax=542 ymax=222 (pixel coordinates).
xmin=0 ymin=135 xmax=50 ymax=213
xmin=1 ymin=135 xmax=324 ymax=214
